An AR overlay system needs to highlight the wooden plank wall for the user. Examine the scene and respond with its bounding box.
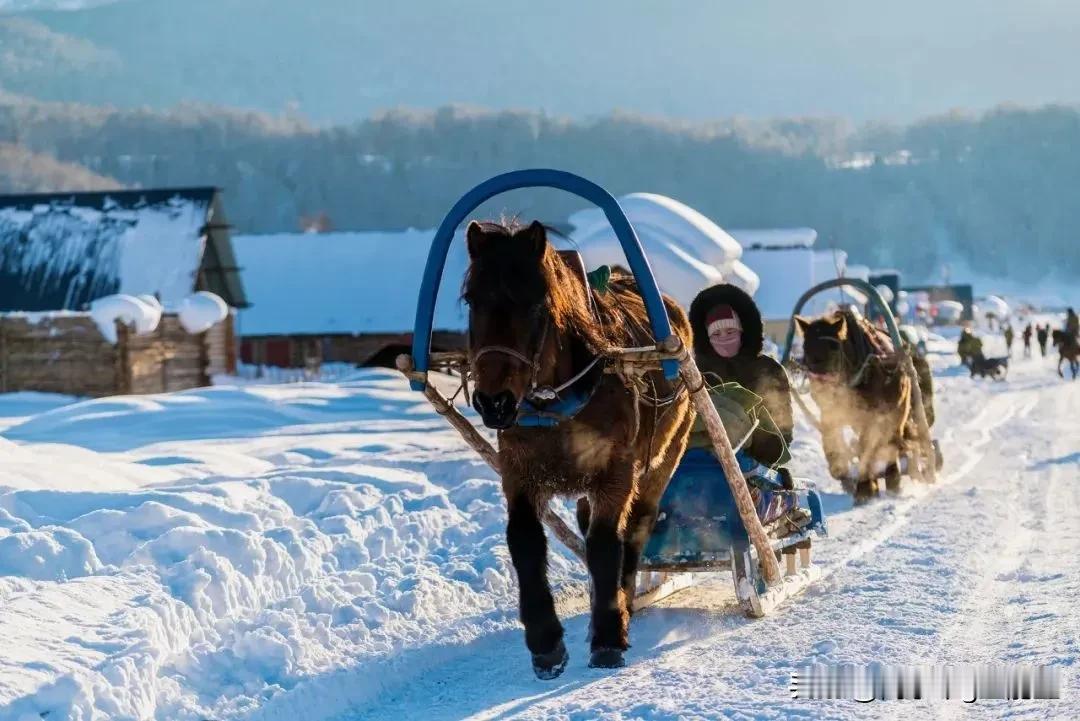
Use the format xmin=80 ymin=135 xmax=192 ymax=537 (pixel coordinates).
xmin=0 ymin=315 xmax=120 ymax=397
xmin=240 ymin=330 xmax=466 ymax=369
xmin=0 ymin=312 xmax=236 ymax=397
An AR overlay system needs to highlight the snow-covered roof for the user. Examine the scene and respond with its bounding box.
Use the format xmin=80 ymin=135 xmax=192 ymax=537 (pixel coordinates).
xmin=728 ymin=227 xmax=818 ymax=250
xmin=233 ymin=230 xmax=470 ymax=336
xmin=568 ymin=192 xmax=752 ymax=308
xmin=737 ymin=245 xmax=867 ymax=320
xmin=0 ymin=188 xmax=247 ymax=311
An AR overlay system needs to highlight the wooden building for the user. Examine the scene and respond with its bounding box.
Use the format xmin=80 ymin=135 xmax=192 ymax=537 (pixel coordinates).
xmin=0 ymin=187 xmax=247 ymax=395
xmin=233 ymin=230 xmax=468 ymax=369
xmin=0 ymin=312 xmax=237 ymax=397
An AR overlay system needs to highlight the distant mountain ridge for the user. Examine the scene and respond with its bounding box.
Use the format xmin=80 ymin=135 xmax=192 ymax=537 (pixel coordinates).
xmin=1 ymin=0 xmax=1079 ymax=124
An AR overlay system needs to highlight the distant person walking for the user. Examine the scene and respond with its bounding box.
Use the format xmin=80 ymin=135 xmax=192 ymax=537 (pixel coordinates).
xmin=1037 ymin=324 xmax=1050 ymax=356
xmin=1022 ymin=323 xmax=1033 ymax=358
xmin=1004 ymin=324 xmax=1015 ymax=357
xmin=957 ymin=327 xmax=982 ymax=367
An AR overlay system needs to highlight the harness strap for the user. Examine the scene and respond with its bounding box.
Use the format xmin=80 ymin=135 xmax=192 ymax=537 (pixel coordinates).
xmin=472 ymin=345 xmax=534 ymax=366
xmin=548 ymin=356 xmax=603 ymax=396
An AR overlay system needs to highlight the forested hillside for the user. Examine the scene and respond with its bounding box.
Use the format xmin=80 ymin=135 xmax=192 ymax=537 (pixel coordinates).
xmin=1 ymin=95 xmax=1076 ymax=282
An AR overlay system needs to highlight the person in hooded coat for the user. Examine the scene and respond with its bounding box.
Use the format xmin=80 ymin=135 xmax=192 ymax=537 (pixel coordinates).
xmin=688 ymin=283 xmax=794 ymax=468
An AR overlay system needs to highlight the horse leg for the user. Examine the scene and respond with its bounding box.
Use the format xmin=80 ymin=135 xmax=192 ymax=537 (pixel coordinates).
xmin=855 ymin=418 xmax=888 ymax=503
xmin=1059 ymin=356 xmax=1065 ymax=378
xmin=585 ymin=467 xmax=635 ymax=668
xmin=884 ymin=431 xmax=905 ymax=495
xmin=820 ymin=412 xmax=850 ymax=482
xmin=619 ymin=498 xmax=657 ymax=616
xmin=504 ymin=490 xmax=567 ymax=679
xmin=621 ymin=408 xmax=693 ymax=612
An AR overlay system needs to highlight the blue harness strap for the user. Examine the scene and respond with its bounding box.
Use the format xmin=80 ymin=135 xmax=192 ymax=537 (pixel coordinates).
xmin=516 ymin=356 xmax=605 ymax=427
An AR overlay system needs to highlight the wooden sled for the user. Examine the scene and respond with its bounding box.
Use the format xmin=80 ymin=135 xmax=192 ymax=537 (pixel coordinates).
xmin=399 ymin=168 xmax=828 ymax=616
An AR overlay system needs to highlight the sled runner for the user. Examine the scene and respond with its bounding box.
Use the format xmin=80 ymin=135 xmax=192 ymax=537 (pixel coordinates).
xmin=397 ymin=168 xmax=829 ymax=619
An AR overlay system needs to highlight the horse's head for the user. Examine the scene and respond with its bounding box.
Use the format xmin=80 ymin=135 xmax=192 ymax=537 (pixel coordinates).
xmin=1052 ymin=329 xmax=1065 ymax=347
xmin=462 ymin=219 xmax=590 ymax=429
xmin=796 ymin=313 xmax=849 ymax=378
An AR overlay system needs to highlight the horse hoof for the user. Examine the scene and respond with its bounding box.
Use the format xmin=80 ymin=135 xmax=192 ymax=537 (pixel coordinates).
xmin=532 ymin=640 xmax=568 ymax=680
xmin=588 ymin=647 xmax=626 ymax=669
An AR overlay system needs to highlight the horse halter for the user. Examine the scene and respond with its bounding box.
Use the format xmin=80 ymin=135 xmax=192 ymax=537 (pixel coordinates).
xmin=469 ymin=308 xmax=604 ymax=415
xmin=470 ymin=311 xmax=553 ymax=401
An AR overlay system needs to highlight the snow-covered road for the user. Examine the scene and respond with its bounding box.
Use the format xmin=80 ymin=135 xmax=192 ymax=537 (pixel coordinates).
xmin=0 ymin=350 xmax=1076 ymax=720
xmin=349 ymin=357 xmax=1079 ymax=720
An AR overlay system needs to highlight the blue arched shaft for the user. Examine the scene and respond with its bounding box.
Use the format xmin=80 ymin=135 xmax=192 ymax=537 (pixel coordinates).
xmin=410 ymin=169 xmax=678 ymax=390
xmin=780 ymin=277 xmax=903 ymax=364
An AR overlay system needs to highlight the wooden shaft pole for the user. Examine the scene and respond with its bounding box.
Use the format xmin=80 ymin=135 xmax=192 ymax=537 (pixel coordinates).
xmin=903 ymin=353 xmax=937 ymax=483
xmin=397 ymin=354 xmax=587 ymax=562
xmin=676 ymin=346 xmax=782 ymax=587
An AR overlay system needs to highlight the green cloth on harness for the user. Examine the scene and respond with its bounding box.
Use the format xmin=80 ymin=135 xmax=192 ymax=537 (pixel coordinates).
xmin=687 ymin=380 xmax=792 ymax=468
xmin=586 ymin=265 xmax=611 ymax=294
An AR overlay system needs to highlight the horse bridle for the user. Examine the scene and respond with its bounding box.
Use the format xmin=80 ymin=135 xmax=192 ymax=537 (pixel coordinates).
xmin=470 ymin=308 xmax=602 ymax=405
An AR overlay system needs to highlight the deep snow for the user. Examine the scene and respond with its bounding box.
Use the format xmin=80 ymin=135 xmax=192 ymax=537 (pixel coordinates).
xmin=0 ymin=344 xmax=1076 ymax=720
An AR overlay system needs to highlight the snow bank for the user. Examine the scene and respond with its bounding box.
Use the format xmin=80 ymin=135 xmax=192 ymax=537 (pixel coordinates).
xmin=89 ymin=294 xmax=162 ymax=343
xmin=0 ymin=372 xmax=580 ymax=720
xmin=177 ymin=291 xmax=228 ymax=333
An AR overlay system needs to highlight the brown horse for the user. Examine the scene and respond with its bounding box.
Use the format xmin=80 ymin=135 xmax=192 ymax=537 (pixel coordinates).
xmin=1052 ymin=330 xmax=1079 ymax=379
xmin=796 ymin=310 xmax=931 ymax=502
xmin=463 ymin=219 xmax=694 ymax=677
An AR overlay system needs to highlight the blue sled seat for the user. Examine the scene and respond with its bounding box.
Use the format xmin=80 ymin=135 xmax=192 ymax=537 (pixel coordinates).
xmin=641 ymin=449 xmax=827 ymax=569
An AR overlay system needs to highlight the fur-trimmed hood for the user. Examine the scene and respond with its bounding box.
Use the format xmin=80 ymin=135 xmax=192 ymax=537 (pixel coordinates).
xmin=689 ymin=283 xmax=765 ymax=359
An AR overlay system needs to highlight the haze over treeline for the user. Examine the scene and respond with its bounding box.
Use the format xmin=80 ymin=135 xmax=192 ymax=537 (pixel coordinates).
xmin=1 ymin=0 xmax=1079 ymax=123
xmin=1 ymin=96 xmax=1076 ymax=284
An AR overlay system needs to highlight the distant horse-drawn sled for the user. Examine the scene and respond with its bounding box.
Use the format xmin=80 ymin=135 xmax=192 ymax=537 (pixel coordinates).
xmin=782 ymin=279 xmax=942 ymax=503
xmin=397 ymin=169 xmax=951 ymax=678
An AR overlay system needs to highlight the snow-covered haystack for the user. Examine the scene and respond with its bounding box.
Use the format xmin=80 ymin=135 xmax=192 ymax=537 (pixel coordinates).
xmin=89 ymin=294 xmax=162 ymax=343
xmin=177 ymin=291 xmax=228 ymax=334
xmin=569 ymin=193 xmax=748 ymax=308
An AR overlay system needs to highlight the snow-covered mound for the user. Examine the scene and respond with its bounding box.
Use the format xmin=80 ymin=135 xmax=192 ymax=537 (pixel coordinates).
xmin=88 ymin=293 xmax=162 ymax=343
xmin=176 ymin=291 xmax=228 ymax=333
xmin=569 ymin=192 xmax=753 ymax=308
xmin=0 ymin=372 xmax=580 ymax=720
